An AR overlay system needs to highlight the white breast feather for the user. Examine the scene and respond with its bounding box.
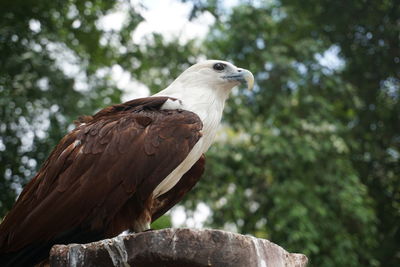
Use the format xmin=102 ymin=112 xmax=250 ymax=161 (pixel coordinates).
xmin=152 ymin=85 xmax=227 ymax=198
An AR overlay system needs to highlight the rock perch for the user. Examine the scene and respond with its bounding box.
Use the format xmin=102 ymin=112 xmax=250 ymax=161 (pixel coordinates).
xmin=50 ymin=228 xmax=308 ymax=267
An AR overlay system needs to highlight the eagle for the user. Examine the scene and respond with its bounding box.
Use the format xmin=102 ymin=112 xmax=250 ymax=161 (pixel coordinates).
xmin=0 ymin=60 xmax=254 ymax=266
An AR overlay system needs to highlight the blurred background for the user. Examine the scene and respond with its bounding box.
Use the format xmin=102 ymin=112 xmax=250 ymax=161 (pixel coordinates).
xmin=0 ymin=0 xmax=399 ymax=266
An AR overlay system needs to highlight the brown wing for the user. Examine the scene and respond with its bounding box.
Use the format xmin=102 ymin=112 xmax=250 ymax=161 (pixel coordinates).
xmin=0 ymin=97 xmax=203 ymax=253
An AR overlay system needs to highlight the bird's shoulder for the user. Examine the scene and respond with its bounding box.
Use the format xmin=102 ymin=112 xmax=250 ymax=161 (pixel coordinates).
xmin=75 ymin=96 xmax=186 ymax=124
xmin=71 ymin=96 xmax=202 ymax=154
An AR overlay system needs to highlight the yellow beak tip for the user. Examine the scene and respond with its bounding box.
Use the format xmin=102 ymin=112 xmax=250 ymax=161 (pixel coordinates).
xmin=243 ymin=70 xmax=255 ymax=90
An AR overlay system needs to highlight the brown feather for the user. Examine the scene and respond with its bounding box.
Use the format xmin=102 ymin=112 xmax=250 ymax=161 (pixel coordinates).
xmin=0 ymin=96 xmax=203 ymax=259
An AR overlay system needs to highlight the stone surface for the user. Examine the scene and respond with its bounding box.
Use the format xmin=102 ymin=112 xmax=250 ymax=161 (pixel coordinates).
xmin=50 ymin=228 xmax=308 ymax=267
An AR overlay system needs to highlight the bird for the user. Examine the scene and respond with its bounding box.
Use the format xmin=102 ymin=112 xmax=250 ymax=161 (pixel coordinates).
xmin=0 ymin=60 xmax=254 ymax=266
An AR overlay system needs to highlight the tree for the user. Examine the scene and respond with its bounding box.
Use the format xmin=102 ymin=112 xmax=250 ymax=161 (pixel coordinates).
xmin=280 ymin=1 xmax=400 ymax=264
xmin=0 ymin=0 xmax=141 ymax=217
xmin=177 ymin=1 xmax=398 ymax=266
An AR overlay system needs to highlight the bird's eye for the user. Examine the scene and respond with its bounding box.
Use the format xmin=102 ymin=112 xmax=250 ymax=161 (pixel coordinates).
xmin=213 ymin=63 xmax=226 ymax=71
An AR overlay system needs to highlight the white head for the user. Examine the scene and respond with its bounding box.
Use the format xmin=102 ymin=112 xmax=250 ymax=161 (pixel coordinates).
xmin=158 ymin=60 xmax=254 ymax=100
xmin=179 ymin=60 xmax=254 ymax=90
xmin=154 ymin=60 xmax=254 ymax=150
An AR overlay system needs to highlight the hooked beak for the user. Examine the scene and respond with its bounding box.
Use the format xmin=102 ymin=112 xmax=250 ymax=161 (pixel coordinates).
xmin=223 ymin=68 xmax=254 ymax=90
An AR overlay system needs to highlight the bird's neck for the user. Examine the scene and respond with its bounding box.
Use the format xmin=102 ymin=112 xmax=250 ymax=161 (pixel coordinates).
xmin=155 ymin=83 xmax=230 ymax=143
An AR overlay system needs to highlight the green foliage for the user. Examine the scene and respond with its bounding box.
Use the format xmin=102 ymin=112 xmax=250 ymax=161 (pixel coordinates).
xmin=180 ymin=1 xmax=398 ymax=266
xmin=0 ymin=0 xmax=140 ymax=215
xmin=151 ymin=215 xmax=172 ymax=230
